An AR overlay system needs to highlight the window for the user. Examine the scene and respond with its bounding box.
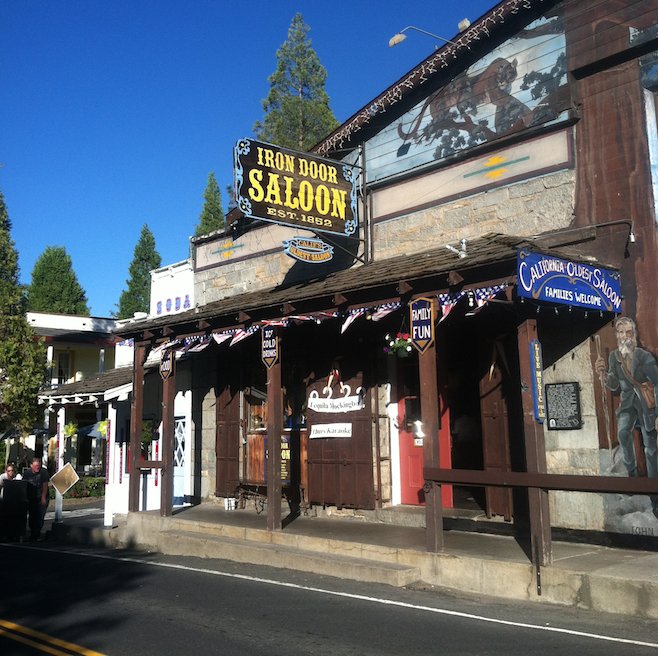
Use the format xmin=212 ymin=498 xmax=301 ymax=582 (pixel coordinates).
xmin=56 ymin=351 xmax=71 ymax=385
xmin=246 ymin=388 xmax=267 ymax=432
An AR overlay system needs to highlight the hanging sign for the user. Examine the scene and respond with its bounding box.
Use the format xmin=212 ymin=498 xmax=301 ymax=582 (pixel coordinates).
xmin=410 ymin=297 xmax=435 ymax=353
xmin=517 ymin=250 xmax=622 ymax=312
xmin=261 ymin=326 xmax=279 ymax=369
xmin=530 ymin=339 xmax=546 ymax=422
xmin=234 ymin=138 xmax=358 ymax=237
xmin=283 ymin=236 xmax=334 ymax=263
xmin=159 ymin=349 xmax=175 ymax=381
xmin=309 ymin=423 xmax=352 ymax=439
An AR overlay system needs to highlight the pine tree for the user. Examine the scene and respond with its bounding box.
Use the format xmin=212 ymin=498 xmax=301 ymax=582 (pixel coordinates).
xmin=254 ymin=13 xmax=339 ymax=151
xmin=26 ymin=246 xmax=90 ymax=315
xmin=194 ymin=172 xmax=225 ymax=237
xmin=225 ymin=184 xmax=237 ymax=213
xmin=116 ymin=224 xmax=161 ymax=319
xmin=0 ymin=192 xmax=46 ymax=433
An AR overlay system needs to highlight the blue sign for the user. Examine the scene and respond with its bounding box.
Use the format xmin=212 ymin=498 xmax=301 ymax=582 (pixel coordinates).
xmin=410 ymin=297 xmax=435 ymax=354
xmin=529 ymin=339 xmax=545 ymax=423
xmin=517 ymin=250 xmax=622 ymax=312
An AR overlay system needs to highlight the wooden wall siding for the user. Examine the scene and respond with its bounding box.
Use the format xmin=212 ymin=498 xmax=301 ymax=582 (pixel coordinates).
xmin=370 ymin=129 xmax=572 ymax=223
xmin=365 ymin=14 xmax=568 ymax=184
xmin=566 ymin=0 xmax=658 ymax=73
xmin=567 ymin=0 xmax=658 ymax=351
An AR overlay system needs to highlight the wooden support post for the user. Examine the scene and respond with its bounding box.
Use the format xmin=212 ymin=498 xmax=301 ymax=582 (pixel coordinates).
xmin=419 ymin=322 xmax=444 ymax=552
xmin=128 ymin=344 xmax=146 ymax=512
xmin=517 ymin=319 xmax=552 ymax=566
xmin=160 ymin=372 xmax=175 ymax=517
xmin=266 ymin=357 xmax=283 ymax=531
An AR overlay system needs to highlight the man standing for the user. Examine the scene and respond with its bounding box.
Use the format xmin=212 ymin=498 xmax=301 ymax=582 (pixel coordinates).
xmin=23 ymin=457 xmax=50 ymax=541
xmin=596 ymin=317 xmax=658 ymax=518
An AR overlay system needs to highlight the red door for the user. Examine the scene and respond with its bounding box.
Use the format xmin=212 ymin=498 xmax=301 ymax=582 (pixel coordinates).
xmin=399 ymin=395 xmax=425 ymax=505
xmin=398 ymin=391 xmax=453 ymax=507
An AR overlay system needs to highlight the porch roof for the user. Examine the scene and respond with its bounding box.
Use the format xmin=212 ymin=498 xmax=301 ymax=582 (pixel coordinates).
xmin=116 ymin=229 xmax=620 ymax=342
xmin=38 ymin=366 xmax=134 ymax=406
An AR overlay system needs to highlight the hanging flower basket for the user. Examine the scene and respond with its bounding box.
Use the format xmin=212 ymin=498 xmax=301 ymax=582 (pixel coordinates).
xmin=383 ymin=332 xmax=413 ymax=358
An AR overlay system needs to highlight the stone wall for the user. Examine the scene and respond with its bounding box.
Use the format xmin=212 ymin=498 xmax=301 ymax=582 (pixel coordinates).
xmin=192 ymin=352 xmax=218 ymax=500
xmin=373 ymin=170 xmax=575 ymax=260
xmin=543 ymin=338 xmax=605 ymax=531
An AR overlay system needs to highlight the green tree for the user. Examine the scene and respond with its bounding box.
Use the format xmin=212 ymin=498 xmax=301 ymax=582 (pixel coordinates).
xmin=0 ymin=192 xmax=46 ymax=433
xmin=254 ymin=13 xmax=339 ymax=151
xmin=194 ymin=172 xmax=225 ymax=237
xmin=26 ymin=246 xmax=90 ymax=315
xmin=116 ymin=224 xmax=161 ymax=319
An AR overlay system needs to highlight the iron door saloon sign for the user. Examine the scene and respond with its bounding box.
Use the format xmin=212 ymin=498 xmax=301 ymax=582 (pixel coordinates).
xmin=517 ymin=249 xmax=622 ymax=312
xmin=410 ymin=297 xmax=435 ymax=354
xmin=234 ymin=138 xmax=358 ymax=237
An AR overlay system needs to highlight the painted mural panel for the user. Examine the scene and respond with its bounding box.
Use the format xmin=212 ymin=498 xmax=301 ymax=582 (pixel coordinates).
xmin=595 ymin=317 xmax=658 ymax=532
xmin=367 ymin=13 xmax=567 ymax=183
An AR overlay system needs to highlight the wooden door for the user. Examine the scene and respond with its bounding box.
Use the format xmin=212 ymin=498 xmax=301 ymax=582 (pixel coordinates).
xmin=306 ymin=371 xmax=375 ymax=509
xmin=215 ymin=381 xmax=241 ymax=497
xmin=479 ymin=349 xmax=513 ymax=521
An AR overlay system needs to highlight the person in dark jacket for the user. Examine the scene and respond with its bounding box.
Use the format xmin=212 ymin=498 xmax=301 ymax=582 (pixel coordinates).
xmin=23 ymin=457 xmax=50 ymax=541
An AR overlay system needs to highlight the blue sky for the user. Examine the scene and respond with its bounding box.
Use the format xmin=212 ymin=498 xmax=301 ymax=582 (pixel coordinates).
xmin=1 ymin=0 xmax=494 ymax=317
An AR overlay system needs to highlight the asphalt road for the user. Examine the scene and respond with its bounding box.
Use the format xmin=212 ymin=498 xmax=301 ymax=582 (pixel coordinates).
xmin=1 ymin=542 xmax=657 ymax=656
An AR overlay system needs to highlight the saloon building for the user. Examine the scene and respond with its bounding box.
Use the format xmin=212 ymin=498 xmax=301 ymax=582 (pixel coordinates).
xmin=115 ymin=0 xmax=658 ymax=562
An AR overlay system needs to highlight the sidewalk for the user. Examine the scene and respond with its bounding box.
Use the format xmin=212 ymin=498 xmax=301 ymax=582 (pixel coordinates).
xmin=46 ymin=500 xmax=658 ymax=620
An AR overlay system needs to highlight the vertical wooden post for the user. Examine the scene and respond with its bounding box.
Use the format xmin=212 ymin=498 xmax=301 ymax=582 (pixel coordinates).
xmin=419 ymin=329 xmax=443 ymax=552
xmin=267 ymin=357 xmax=283 ymax=531
xmin=128 ymin=343 xmax=146 ymax=513
xmin=161 ymin=372 xmax=175 ymax=517
xmin=517 ymin=319 xmax=552 ymax=566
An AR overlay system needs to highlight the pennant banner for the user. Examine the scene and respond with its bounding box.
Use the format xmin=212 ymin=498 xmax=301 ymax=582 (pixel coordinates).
xmin=230 ymin=326 xmax=259 ymax=347
xmin=341 ymin=308 xmax=366 ymax=334
xmin=370 ymin=301 xmax=401 ymax=322
xmin=212 ymin=332 xmax=233 ymax=345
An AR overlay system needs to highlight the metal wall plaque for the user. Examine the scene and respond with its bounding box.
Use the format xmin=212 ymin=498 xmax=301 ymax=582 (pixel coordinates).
xmin=545 ymin=382 xmax=582 ymax=430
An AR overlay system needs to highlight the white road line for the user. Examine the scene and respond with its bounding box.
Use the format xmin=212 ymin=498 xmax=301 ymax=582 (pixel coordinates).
xmin=8 ymin=544 xmax=658 ymax=650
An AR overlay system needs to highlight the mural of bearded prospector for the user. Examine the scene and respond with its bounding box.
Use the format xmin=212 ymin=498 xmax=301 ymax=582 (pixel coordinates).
xmin=596 ymin=317 xmax=658 ymax=519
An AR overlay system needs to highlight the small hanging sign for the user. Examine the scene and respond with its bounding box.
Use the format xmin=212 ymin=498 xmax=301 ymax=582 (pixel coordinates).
xmin=529 ymin=339 xmax=546 ymax=422
xmin=283 ymin=236 xmax=334 ymax=263
xmin=261 ymin=325 xmax=279 ymax=369
xmin=160 ymin=349 xmax=175 ymax=381
xmin=410 ymin=297 xmax=435 ymax=354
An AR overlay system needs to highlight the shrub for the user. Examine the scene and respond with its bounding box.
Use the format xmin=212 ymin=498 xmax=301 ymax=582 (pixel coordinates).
xmin=49 ymin=476 xmax=105 ymax=499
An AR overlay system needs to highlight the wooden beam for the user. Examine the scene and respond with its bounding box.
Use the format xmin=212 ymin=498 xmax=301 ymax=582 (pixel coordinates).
xmin=333 ymin=293 xmax=348 ymax=306
xmin=397 ymin=281 xmax=413 ymax=294
xmin=419 ymin=298 xmax=443 ymax=553
xmin=238 ymin=311 xmax=251 ymax=323
xmin=128 ymin=344 xmax=146 ymax=513
xmin=266 ymin=354 xmax=283 ymax=531
xmin=197 ymin=320 xmax=210 ymax=330
xmin=142 ymin=330 xmax=154 ymax=340
xmin=447 ymin=270 xmax=464 ymax=286
xmin=281 ymin=302 xmax=296 ymax=314
xmin=160 ymin=370 xmax=175 ymax=517
xmin=517 ymin=319 xmax=552 ymax=566
xmin=162 ymin=326 xmax=174 ymax=336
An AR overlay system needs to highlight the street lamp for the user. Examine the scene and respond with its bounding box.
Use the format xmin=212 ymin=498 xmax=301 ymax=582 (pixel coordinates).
xmin=388 ymin=26 xmax=458 ymax=48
